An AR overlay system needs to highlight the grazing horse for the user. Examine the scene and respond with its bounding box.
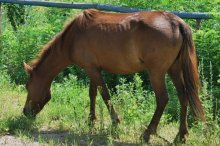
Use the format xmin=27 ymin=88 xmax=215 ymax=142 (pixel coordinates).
xmin=23 ymin=9 xmax=205 ymax=142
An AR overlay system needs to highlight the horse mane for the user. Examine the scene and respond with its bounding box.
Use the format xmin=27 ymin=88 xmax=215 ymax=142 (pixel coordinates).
xmin=74 ymin=9 xmax=99 ymax=29
xmin=29 ymin=9 xmax=98 ymax=68
xmin=30 ymin=35 xmax=59 ymax=69
xmin=29 ymin=18 xmax=74 ymax=70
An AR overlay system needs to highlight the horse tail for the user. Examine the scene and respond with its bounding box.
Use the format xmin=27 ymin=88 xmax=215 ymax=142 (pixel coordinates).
xmin=178 ymin=21 xmax=205 ymax=121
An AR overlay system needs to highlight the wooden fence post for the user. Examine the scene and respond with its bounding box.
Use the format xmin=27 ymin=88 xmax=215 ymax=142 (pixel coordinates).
xmin=196 ymin=19 xmax=201 ymax=30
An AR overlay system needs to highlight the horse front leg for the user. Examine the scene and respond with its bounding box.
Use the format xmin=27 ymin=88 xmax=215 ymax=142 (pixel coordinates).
xmin=98 ymin=84 xmax=120 ymax=125
xmin=87 ymin=68 xmax=120 ymax=125
xmin=143 ymin=73 xmax=169 ymax=142
xmin=88 ymin=79 xmax=98 ymax=125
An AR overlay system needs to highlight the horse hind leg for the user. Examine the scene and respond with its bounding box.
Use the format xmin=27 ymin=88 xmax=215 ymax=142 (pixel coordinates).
xmin=168 ymin=62 xmax=189 ymax=143
xmin=143 ymin=72 xmax=169 ymax=142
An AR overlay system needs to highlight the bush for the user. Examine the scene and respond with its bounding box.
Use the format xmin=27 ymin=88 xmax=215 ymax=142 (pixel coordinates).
xmin=0 ymin=7 xmax=74 ymax=84
xmin=0 ymin=69 xmax=11 ymax=88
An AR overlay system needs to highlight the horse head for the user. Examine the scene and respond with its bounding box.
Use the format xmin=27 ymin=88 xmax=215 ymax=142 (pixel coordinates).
xmin=23 ymin=63 xmax=51 ymax=118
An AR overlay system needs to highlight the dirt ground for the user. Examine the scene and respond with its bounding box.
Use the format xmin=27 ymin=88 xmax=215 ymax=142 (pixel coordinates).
xmin=0 ymin=132 xmax=71 ymax=146
xmin=0 ymin=132 xmax=174 ymax=146
xmin=0 ymin=131 xmax=139 ymax=146
xmin=0 ymin=135 xmax=40 ymax=146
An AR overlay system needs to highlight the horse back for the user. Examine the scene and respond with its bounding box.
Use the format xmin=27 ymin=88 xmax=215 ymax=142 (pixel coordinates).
xmin=71 ymin=9 xmax=183 ymax=74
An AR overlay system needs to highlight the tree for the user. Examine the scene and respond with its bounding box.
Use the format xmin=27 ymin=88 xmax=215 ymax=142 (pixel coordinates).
xmin=5 ymin=4 xmax=26 ymax=31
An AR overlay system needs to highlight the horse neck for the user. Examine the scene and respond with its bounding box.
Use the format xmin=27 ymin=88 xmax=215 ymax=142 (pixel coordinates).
xmin=34 ymin=48 xmax=71 ymax=88
xmin=33 ymin=22 xmax=76 ymax=87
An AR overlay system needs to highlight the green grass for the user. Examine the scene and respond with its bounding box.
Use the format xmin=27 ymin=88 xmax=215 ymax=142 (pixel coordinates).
xmin=0 ymin=0 xmax=219 ymax=145
xmin=0 ymin=73 xmax=219 ymax=146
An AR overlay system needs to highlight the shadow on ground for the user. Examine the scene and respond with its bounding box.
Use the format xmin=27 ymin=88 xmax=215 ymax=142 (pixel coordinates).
xmin=3 ymin=115 xmax=177 ymax=145
xmin=4 ymin=115 xmax=36 ymax=134
xmin=33 ymin=129 xmax=177 ymax=146
xmin=3 ymin=116 xmax=138 ymax=145
xmin=32 ymin=130 xmax=140 ymax=146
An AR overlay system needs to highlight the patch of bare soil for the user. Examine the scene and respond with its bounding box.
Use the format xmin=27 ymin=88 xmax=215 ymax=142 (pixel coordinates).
xmin=0 ymin=135 xmax=41 ymax=146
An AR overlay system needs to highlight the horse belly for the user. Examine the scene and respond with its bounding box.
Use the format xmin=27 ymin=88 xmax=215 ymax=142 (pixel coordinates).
xmin=103 ymin=64 xmax=144 ymax=74
xmin=98 ymin=54 xmax=144 ymax=74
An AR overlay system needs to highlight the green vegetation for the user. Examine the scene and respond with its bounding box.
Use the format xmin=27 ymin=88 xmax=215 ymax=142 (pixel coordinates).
xmin=0 ymin=72 xmax=219 ymax=145
xmin=0 ymin=0 xmax=219 ymax=145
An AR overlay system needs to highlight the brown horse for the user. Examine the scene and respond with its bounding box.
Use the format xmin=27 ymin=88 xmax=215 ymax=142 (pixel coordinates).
xmin=23 ymin=9 xmax=205 ymax=142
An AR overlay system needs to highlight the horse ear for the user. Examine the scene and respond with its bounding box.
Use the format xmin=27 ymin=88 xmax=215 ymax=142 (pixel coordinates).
xmin=23 ymin=62 xmax=33 ymax=74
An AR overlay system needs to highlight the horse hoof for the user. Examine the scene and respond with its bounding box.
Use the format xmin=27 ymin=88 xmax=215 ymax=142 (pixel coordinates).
xmin=179 ymin=133 xmax=188 ymax=143
xmin=141 ymin=132 xmax=150 ymax=143
xmin=88 ymin=116 xmax=97 ymax=127
xmin=174 ymin=131 xmax=188 ymax=144
xmin=112 ymin=118 xmax=120 ymax=125
xmin=111 ymin=115 xmax=120 ymax=126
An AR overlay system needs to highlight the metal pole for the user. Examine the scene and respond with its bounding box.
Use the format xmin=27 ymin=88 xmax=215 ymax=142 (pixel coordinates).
xmin=0 ymin=0 xmax=213 ymax=19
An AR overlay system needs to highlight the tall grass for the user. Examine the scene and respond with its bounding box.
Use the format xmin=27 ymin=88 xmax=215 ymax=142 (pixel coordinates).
xmin=0 ymin=70 xmax=219 ymax=145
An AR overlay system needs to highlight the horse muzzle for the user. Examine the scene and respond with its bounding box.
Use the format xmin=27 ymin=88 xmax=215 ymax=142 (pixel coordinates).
xmin=23 ymin=107 xmax=36 ymax=119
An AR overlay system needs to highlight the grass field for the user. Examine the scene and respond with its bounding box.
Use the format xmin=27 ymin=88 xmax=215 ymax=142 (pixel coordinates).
xmin=0 ymin=73 xmax=219 ymax=146
xmin=0 ymin=0 xmax=219 ymax=145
